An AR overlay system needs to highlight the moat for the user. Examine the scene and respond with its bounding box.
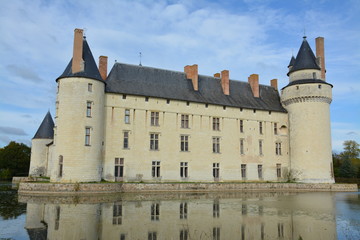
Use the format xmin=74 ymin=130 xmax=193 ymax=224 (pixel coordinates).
xmin=0 ymin=183 xmax=359 ymax=240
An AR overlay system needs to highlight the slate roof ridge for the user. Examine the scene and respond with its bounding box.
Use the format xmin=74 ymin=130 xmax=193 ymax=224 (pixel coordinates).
xmin=111 ymin=62 xmax=273 ymax=87
xmin=33 ymin=111 xmax=55 ymax=139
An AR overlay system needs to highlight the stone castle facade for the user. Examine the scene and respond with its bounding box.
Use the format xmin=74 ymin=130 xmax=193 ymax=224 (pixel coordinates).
xmin=28 ymin=29 xmax=334 ymax=183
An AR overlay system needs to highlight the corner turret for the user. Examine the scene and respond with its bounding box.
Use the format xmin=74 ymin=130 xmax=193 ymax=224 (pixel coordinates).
xmin=29 ymin=111 xmax=54 ymax=177
xmin=281 ymin=36 xmax=334 ymax=183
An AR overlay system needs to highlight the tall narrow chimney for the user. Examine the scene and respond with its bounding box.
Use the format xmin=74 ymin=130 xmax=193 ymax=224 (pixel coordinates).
xmin=184 ymin=64 xmax=198 ymax=91
xmin=270 ymin=79 xmax=278 ymax=91
xmin=221 ymin=70 xmax=230 ymax=95
xmin=72 ymin=28 xmax=84 ymax=74
xmin=99 ymin=56 xmax=108 ymax=80
xmin=248 ymin=74 xmax=259 ymax=98
xmin=315 ymin=37 xmax=326 ymax=80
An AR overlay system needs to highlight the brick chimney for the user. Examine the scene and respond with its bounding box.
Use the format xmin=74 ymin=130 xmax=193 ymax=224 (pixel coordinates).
xmin=213 ymin=73 xmax=220 ymax=78
xmin=248 ymin=74 xmax=259 ymax=98
xmin=99 ymin=56 xmax=108 ymax=80
xmin=270 ymin=79 xmax=278 ymax=91
xmin=72 ymin=28 xmax=84 ymax=74
xmin=221 ymin=70 xmax=230 ymax=95
xmin=315 ymin=37 xmax=326 ymax=80
xmin=184 ymin=64 xmax=198 ymax=91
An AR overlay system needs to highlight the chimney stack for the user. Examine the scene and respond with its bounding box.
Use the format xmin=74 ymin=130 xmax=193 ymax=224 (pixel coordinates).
xmin=99 ymin=56 xmax=108 ymax=80
xmin=221 ymin=70 xmax=230 ymax=95
xmin=248 ymin=74 xmax=259 ymax=98
xmin=184 ymin=64 xmax=198 ymax=91
xmin=213 ymin=73 xmax=220 ymax=78
xmin=72 ymin=28 xmax=84 ymax=74
xmin=270 ymin=79 xmax=278 ymax=91
xmin=315 ymin=37 xmax=326 ymax=80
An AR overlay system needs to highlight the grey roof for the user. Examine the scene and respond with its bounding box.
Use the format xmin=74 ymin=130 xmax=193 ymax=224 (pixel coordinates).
xmin=282 ymin=79 xmax=333 ymax=90
xmin=288 ymin=56 xmax=296 ymax=67
xmin=288 ymin=37 xmax=320 ymax=75
xmin=57 ymin=38 xmax=103 ymax=82
xmin=33 ymin=111 xmax=54 ymax=139
xmin=105 ymin=63 xmax=286 ymax=112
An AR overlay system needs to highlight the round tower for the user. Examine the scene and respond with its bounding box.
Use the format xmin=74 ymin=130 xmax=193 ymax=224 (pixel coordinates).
xmin=29 ymin=111 xmax=54 ymax=177
xmin=281 ymin=36 xmax=334 ymax=183
xmin=51 ymin=29 xmax=105 ymax=182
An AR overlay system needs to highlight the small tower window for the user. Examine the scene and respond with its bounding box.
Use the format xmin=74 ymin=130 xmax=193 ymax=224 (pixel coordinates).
xmin=313 ymin=72 xmax=316 ymax=79
xmin=58 ymin=155 xmax=63 ymax=177
xmin=88 ymin=83 xmax=92 ymax=92
xmin=122 ymin=94 xmax=127 ymax=99
xmin=318 ymin=85 xmax=322 ymax=89
xmin=86 ymin=101 xmax=92 ymax=117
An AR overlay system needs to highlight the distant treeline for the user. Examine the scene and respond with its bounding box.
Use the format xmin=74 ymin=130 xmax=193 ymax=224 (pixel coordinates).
xmin=0 ymin=141 xmax=30 ymax=180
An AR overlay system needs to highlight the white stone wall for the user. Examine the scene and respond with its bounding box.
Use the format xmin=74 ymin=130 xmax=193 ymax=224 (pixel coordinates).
xmin=103 ymin=93 xmax=289 ymax=182
xmin=51 ymin=77 xmax=105 ymax=182
xmin=281 ymin=82 xmax=334 ymax=183
xmin=289 ymin=69 xmax=322 ymax=82
xmin=29 ymin=139 xmax=52 ymax=176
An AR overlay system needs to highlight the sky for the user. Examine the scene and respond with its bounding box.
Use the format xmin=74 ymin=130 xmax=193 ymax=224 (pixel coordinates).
xmin=0 ymin=0 xmax=359 ymax=152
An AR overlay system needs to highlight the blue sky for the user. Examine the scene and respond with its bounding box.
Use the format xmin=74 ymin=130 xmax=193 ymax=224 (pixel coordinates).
xmin=0 ymin=0 xmax=359 ymax=152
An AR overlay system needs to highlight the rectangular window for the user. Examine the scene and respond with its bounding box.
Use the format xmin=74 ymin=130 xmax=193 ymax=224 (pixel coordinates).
xmin=124 ymin=109 xmax=130 ymax=124
xmin=241 ymin=224 xmax=245 ymax=240
xmin=123 ymin=132 xmax=129 ymax=149
xmin=278 ymin=223 xmax=284 ymax=238
xmin=113 ymin=202 xmax=122 ymax=225
xmin=85 ymin=127 xmax=91 ymax=146
xmin=213 ymin=200 xmax=220 ymax=218
xmin=240 ymin=120 xmax=244 ymax=133
xmin=213 ymin=227 xmax=220 ymax=240
xmin=180 ymin=229 xmax=188 ymax=240
xmin=115 ymin=158 xmax=124 ymax=181
xmin=257 ymin=164 xmax=263 ymax=179
xmin=274 ymin=123 xmax=278 ymax=135
xmin=55 ymin=206 xmax=60 ymax=230
xmin=213 ymin=117 xmax=220 ymax=131
xmin=259 ymin=140 xmax=263 ymax=155
xmin=213 ymin=163 xmax=220 ymax=179
xmin=241 ymin=164 xmax=246 ymax=179
xmin=150 ymin=111 xmax=159 ymax=126
xmin=277 ymin=164 xmax=282 ymax=178
xmin=58 ymin=155 xmax=63 ymax=177
xmin=88 ymin=83 xmax=92 ymax=92
xmin=148 ymin=232 xmax=157 ymax=240
xmin=240 ymin=139 xmax=245 ymax=155
xmin=152 ymin=161 xmax=160 ymax=178
xmin=180 ymin=202 xmax=187 ymax=219
xmin=212 ymin=137 xmax=220 ymax=153
xmin=181 ymin=114 xmax=189 ymax=128
xmin=180 ymin=162 xmax=188 ymax=178
xmin=276 ymin=143 xmax=282 ymax=155
xmin=150 ymin=133 xmax=159 ymax=150
xmin=151 ymin=203 xmax=160 ymax=221
xmin=180 ymin=135 xmax=189 ymax=152
xmin=86 ymin=101 xmax=92 ymax=117
xmin=259 ymin=121 xmax=263 ymax=134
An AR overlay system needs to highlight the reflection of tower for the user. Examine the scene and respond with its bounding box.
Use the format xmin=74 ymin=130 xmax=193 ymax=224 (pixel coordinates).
xmin=29 ymin=111 xmax=54 ymax=177
xmin=47 ymin=204 xmax=100 ymax=240
xmin=281 ymin=37 xmax=334 ymax=183
xmin=25 ymin=203 xmax=47 ymax=239
xmin=52 ymin=29 xmax=105 ymax=182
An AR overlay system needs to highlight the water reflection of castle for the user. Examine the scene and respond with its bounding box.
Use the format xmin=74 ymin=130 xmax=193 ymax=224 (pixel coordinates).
xmin=21 ymin=192 xmax=337 ymax=240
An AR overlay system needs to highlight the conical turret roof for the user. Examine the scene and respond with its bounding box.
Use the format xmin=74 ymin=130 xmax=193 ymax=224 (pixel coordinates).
xmin=33 ymin=111 xmax=54 ymax=139
xmin=288 ymin=56 xmax=296 ymax=68
xmin=288 ymin=36 xmax=320 ymax=75
xmin=57 ymin=38 xmax=103 ymax=82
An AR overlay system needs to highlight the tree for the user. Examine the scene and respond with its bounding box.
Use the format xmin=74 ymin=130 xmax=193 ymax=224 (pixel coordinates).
xmin=0 ymin=141 xmax=31 ymax=179
xmin=342 ymin=140 xmax=360 ymax=159
xmin=339 ymin=157 xmax=357 ymax=178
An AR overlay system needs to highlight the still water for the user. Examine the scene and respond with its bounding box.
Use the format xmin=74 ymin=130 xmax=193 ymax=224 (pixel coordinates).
xmin=0 ymin=183 xmax=359 ymax=240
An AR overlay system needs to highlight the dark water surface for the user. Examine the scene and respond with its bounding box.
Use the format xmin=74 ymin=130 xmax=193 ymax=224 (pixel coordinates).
xmin=0 ymin=183 xmax=359 ymax=240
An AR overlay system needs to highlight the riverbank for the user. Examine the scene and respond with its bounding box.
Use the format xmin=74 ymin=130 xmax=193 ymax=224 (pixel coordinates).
xmin=17 ymin=182 xmax=358 ymax=195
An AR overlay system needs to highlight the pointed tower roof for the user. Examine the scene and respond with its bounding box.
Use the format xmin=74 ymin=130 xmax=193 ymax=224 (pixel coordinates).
xmin=33 ymin=111 xmax=55 ymax=139
xmin=288 ymin=56 xmax=296 ymax=68
xmin=56 ymin=38 xmax=103 ymax=82
xmin=288 ymin=36 xmax=320 ymax=75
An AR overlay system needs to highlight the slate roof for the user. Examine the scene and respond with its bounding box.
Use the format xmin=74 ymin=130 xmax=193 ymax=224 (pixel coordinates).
xmin=282 ymin=79 xmax=333 ymax=90
xmin=33 ymin=111 xmax=54 ymax=139
xmin=57 ymin=38 xmax=103 ymax=82
xmin=288 ymin=56 xmax=296 ymax=68
xmin=288 ymin=36 xmax=320 ymax=75
xmin=106 ymin=63 xmax=286 ymax=113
